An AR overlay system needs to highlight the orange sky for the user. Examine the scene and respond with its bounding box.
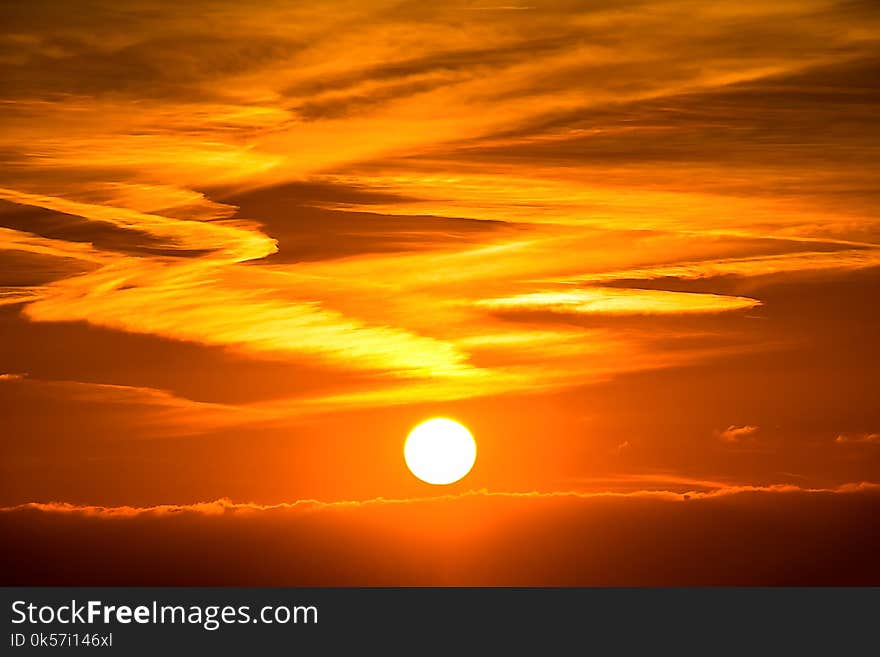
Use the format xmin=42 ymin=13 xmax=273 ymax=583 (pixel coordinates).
xmin=1 ymin=0 xmax=879 ymax=584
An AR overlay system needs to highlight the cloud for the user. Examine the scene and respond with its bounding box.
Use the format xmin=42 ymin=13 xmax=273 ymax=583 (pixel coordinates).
xmin=5 ymin=481 xmax=877 ymax=519
xmin=717 ymin=424 xmax=759 ymax=443
xmin=568 ymin=249 xmax=880 ymax=285
xmin=835 ymin=432 xmax=880 ymax=444
xmin=476 ymin=287 xmax=760 ymax=315
xmin=2 ymin=483 xmax=879 ymax=585
xmin=1 ymin=0 xmax=877 ymax=415
xmin=578 ymin=473 xmax=735 ymax=491
xmin=0 ymin=374 xmax=269 ymax=438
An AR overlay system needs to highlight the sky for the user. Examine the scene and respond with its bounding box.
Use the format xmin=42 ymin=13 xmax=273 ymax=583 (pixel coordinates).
xmin=2 ymin=0 xmax=879 ymax=584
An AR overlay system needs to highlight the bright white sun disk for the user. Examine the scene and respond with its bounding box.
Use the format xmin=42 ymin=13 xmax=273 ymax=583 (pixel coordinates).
xmin=404 ymin=418 xmax=476 ymax=485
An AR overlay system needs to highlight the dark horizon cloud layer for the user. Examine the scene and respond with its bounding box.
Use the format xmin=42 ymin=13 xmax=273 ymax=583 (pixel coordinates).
xmin=4 ymin=486 xmax=879 ymax=585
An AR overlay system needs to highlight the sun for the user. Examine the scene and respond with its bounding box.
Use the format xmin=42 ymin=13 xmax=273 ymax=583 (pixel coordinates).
xmin=404 ymin=418 xmax=477 ymax=485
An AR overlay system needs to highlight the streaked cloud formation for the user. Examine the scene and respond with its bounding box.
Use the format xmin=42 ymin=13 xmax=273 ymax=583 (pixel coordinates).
xmin=4 ymin=1 xmax=878 ymax=407
xmin=476 ymin=288 xmax=760 ymax=315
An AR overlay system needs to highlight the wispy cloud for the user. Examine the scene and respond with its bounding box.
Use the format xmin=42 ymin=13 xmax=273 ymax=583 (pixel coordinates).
xmin=717 ymin=425 xmax=759 ymax=443
xmin=835 ymin=432 xmax=880 ymax=445
xmin=476 ymin=287 xmax=760 ymax=315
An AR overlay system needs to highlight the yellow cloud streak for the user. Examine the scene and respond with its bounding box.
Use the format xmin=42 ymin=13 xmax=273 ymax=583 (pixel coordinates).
xmin=476 ymin=287 xmax=760 ymax=315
